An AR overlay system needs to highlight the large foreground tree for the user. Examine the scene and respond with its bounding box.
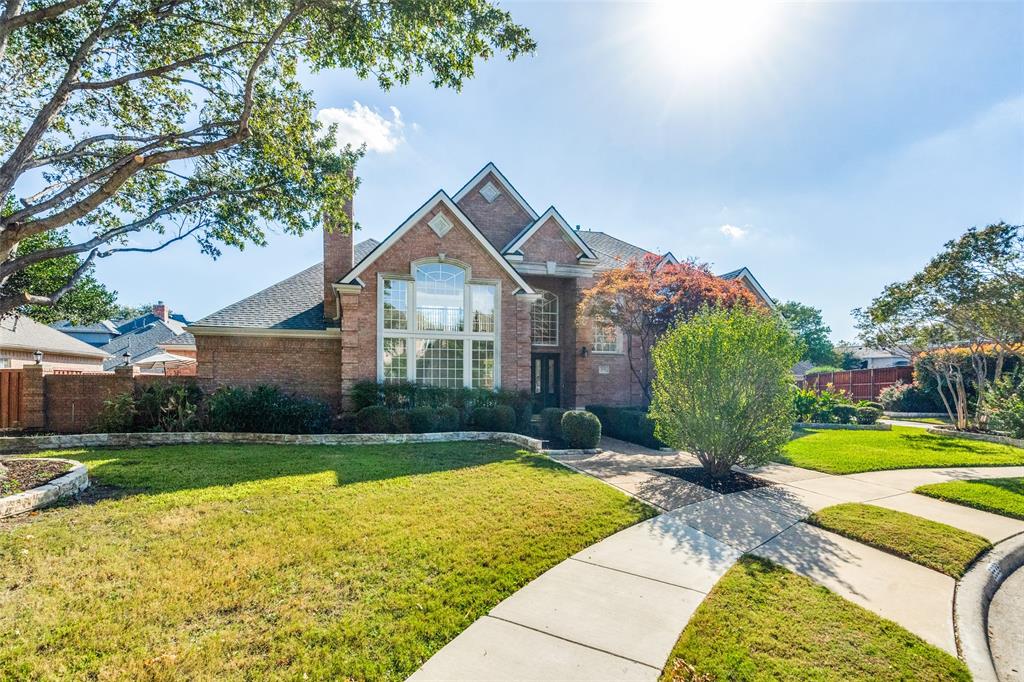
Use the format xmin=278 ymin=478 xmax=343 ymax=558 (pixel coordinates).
xmin=856 ymin=222 xmax=1024 ymax=429
xmin=0 ymin=0 xmax=534 ymax=317
xmin=578 ymin=254 xmax=761 ymax=402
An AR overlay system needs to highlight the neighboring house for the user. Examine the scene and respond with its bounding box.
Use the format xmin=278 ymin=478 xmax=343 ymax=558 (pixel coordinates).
xmin=100 ymin=311 xmax=196 ymax=375
xmin=836 ymin=344 xmax=912 ymax=369
xmin=0 ymin=314 xmax=109 ymax=371
xmin=190 ymin=163 xmax=774 ymax=410
xmin=54 ymin=302 xmax=187 ymax=348
xmin=792 ymin=360 xmax=816 ymax=381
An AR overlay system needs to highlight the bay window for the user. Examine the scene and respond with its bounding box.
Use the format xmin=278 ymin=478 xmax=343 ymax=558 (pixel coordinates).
xmin=378 ymin=261 xmax=499 ymax=388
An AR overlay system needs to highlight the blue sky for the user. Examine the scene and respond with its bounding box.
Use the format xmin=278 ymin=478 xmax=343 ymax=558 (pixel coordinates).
xmin=93 ymin=1 xmax=1023 ymax=341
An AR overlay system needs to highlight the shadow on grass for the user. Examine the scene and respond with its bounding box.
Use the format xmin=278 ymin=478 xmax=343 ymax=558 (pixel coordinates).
xmin=65 ymin=442 xmax=550 ymax=499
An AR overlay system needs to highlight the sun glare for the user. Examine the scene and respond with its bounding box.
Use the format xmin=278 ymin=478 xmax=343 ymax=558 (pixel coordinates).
xmin=641 ymin=1 xmax=782 ymax=73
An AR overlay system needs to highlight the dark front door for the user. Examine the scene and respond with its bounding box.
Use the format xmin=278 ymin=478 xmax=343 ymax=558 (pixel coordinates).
xmin=531 ymin=352 xmax=560 ymax=409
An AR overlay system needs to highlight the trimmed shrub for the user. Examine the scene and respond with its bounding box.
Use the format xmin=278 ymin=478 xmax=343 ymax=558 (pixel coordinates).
xmin=207 ymin=385 xmax=330 ymax=434
xmin=390 ymin=409 xmax=412 ymax=433
xmin=561 ymin=410 xmax=601 ymax=448
xmin=350 ymin=381 xmax=381 ymax=411
xmin=356 ymin=405 xmax=391 ymax=433
xmin=855 ymin=406 xmax=882 ymax=425
xmin=985 ymin=373 xmax=1024 ymax=438
xmin=95 ymin=392 xmax=136 ymax=433
xmin=435 ymin=406 xmax=461 ymax=432
xmin=408 ymin=406 xmax=438 ymax=433
xmin=469 ymin=406 xmax=498 ymax=431
xmin=861 ymin=401 xmax=884 ymax=411
xmin=586 ymin=405 xmax=663 ymax=448
xmin=878 ymin=381 xmax=942 ymax=413
xmin=833 ymin=405 xmax=858 ymax=424
xmin=493 ymin=405 xmax=517 ymax=432
xmin=540 ymin=407 xmax=567 ymax=441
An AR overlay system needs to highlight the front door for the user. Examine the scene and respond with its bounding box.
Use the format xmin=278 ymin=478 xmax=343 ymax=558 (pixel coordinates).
xmin=531 ymin=352 xmax=560 ymax=409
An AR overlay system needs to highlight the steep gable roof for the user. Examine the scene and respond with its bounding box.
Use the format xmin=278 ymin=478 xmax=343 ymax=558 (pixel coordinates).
xmin=99 ymin=319 xmax=189 ymax=370
xmin=452 ymin=162 xmax=539 ymax=221
xmin=2 ymin=315 xmax=110 ymax=358
xmin=719 ymin=266 xmax=775 ymax=309
xmin=340 ymin=191 xmax=535 ymax=295
xmin=503 ymin=206 xmax=597 ymax=260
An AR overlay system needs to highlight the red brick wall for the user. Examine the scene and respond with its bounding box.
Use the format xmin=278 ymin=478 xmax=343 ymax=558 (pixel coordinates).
xmin=519 ymin=218 xmax=582 ymax=265
xmin=338 ymin=202 xmax=532 ymax=409
xmin=195 ymin=334 xmax=343 ymax=408
xmin=456 ymin=172 xmax=534 ymax=250
xmin=43 ymin=370 xmax=137 ymax=433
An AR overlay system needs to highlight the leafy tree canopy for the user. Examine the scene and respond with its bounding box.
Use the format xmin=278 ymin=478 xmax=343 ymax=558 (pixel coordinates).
xmin=0 ymin=0 xmax=535 ymax=317
xmin=776 ymin=299 xmax=834 ymax=366
xmin=578 ymin=254 xmax=762 ymax=402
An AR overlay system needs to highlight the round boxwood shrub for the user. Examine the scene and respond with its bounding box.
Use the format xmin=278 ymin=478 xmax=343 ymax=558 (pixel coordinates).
xmin=862 ymin=401 xmax=884 ymax=411
xmin=407 ymin=406 xmax=437 ymax=433
xmin=856 ymin=406 xmax=882 ymax=425
xmin=390 ymin=408 xmax=412 ymax=433
xmin=561 ymin=410 xmax=601 ymax=448
xmin=435 ymin=406 xmax=461 ymax=432
xmin=493 ymin=404 xmax=517 ymax=432
xmin=356 ymin=405 xmax=391 ymax=433
xmin=469 ymin=406 xmax=497 ymax=431
xmin=833 ymin=405 xmax=858 ymax=424
xmin=540 ymin=407 xmax=567 ymax=441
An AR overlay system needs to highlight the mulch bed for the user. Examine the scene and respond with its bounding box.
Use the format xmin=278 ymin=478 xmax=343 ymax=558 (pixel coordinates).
xmin=655 ymin=467 xmax=772 ymax=494
xmin=0 ymin=459 xmax=72 ymax=497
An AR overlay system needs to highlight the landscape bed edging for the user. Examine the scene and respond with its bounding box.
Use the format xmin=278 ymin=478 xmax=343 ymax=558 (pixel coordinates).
xmin=954 ymin=533 xmax=1024 ymax=682
xmin=794 ymin=422 xmax=891 ymax=431
xmin=928 ymin=428 xmax=1024 ymax=450
xmin=0 ymin=458 xmax=89 ymax=519
xmin=0 ymin=431 xmax=544 ymax=455
xmin=883 ymin=411 xmax=948 ymax=418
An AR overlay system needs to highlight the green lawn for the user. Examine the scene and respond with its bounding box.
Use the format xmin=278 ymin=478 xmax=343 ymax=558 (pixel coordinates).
xmin=916 ymin=477 xmax=1024 ymax=520
xmin=0 ymin=443 xmax=653 ymax=681
xmin=775 ymin=426 xmax=1024 ymax=474
xmin=660 ymin=556 xmax=969 ymax=681
xmin=807 ymin=503 xmax=990 ymax=577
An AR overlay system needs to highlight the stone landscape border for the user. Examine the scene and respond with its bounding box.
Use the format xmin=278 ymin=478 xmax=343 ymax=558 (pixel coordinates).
xmin=794 ymin=422 xmax=891 ymax=431
xmin=928 ymin=428 xmax=1024 ymax=450
xmin=0 ymin=458 xmax=90 ymax=519
xmin=883 ymin=411 xmax=948 ymax=418
xmin=0 ymin=431 xmax=544 ymax=456
xmin=954 ymin=533 xmax=1024 ymax=682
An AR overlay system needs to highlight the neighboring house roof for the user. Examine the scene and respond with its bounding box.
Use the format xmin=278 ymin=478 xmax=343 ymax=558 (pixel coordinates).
xmin=99 ymin=318 xmax=189 ymax=370
xmin=52 ymin=319 xmax=120 ymax=335
xmin=504 ymin=206 xmax=598 ymax=260
xmin=114 ymin=311 xmax=188 ymax=333
xmin=193 ymin=238 xmax=379 ymax=331
xmin=719 ymin=266 xmax=776 ymax=310
xmin=0 ymin=315 xmax=110 ymax=359
xmin=792 ymin=360 xmax=816 ymax=379
xmin=836 ymin=345 xmax=911 ymax=360
xmin=158 ymin=332 xmax=196 ymax=347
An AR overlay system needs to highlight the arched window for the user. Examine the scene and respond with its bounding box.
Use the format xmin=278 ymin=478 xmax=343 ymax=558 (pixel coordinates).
xmin=379 ymin=260 xmax=499 ymax=389
xmin=531 ymin=290 xmax=558 ymax=346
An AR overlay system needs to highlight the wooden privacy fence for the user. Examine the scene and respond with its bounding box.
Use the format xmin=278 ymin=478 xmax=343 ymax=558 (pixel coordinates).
xmin=0 ymin=369 xmax=24 ymax=429
xmin=802 ymin=366 xmax=913 ymax=401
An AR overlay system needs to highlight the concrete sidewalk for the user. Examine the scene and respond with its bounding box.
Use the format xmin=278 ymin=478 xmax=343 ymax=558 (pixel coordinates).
xmin=410 ymin=441 xmax=1024 ymax=680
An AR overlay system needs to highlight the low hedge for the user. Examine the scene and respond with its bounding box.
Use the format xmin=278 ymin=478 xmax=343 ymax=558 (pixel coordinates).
xmin=561 ymin=410 xmax=601 ymax=449
xmin=350 ymin=380 xmax=532 ymax=433
xmin=586 ymin=405 xmax=663 ymax=449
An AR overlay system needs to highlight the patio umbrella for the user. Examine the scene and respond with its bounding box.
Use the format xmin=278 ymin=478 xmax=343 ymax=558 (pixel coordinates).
xmin=131 ymin=351 xmax=196 ymax=371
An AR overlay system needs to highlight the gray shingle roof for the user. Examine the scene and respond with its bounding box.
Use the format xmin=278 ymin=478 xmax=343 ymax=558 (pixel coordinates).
xmin=577 ymin=230 xmax=656 ymax=269
xmin=1 ymin=315 xmax=111 ymax=358
xmin=194 ymin=239 xmax=379 ymax=331
xmin=99 ymin=319 xmax=189 ymax=370
xmin=159 ymin=332 xmax=195 ymax=346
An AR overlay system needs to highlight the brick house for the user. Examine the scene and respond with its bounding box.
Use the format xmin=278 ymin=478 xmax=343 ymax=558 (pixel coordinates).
xmin=190 ymin=163 xmax=774 ymax=411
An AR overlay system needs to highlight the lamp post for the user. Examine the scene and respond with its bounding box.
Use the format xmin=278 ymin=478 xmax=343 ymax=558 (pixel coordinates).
xmin=122 ymin=350 xmax=131 ymax=367
xmin=33 ymin=350 xmax=43 ymax=365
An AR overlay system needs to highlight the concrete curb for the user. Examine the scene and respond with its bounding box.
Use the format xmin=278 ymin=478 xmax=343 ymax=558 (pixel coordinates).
xmin=0 ymin=431 xmax=544 ymax=455
xmin=929 ymin=428 xmax=1024 ymax=449
xmin=793 ymin=422 xmax=891 ymax=431
xmin=0 ymin=458 xmax=89 ymax=518
xmin=542 ymin=448 xmax=602 ymax=456
xmin=955 ymin=532 xmax=1024 ymax=682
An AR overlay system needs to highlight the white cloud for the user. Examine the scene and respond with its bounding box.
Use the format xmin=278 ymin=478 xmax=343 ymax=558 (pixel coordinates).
xmin=719 ymin=224 xmax=748 ymax=240
xmin=316 ymin=101 xmax=405 ymax=154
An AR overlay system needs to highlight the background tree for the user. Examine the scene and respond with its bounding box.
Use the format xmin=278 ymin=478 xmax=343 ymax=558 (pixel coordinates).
xmin=776 ymin=299 xmax=835 ymax=366
xmin=0 ymin=0 xmax=534 ymax=318
xmin=578 ymin=254 xmax=761 ymax=402
xmin=649 ymin=305 xmax=801 ymax=478
xmin=856 ymin=222 xmax=1023 ymax=429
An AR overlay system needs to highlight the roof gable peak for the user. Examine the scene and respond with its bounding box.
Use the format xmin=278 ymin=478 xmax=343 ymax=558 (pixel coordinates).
xmin=452 ymin=162 xmax=539 ymax=221
xmin=503 ymin=206 xmax=597 ymax=260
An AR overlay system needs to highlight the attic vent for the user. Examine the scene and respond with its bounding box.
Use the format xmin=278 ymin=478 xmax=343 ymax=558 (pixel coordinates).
xmin=428 ymin=212 xmax=453 ymax=238
xmin=479 ymin=181 xmax=501 ymax=203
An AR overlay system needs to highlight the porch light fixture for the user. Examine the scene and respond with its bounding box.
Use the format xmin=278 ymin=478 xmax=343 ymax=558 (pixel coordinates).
xmin=579 ymin=346 xmax=588 ymax=358
xmin=122 ymin=350 xmax=131 ymax=366
xmin=33 ymin=350 xmax=43 ymax=365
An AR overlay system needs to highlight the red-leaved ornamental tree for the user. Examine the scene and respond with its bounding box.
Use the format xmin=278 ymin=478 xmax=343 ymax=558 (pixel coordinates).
xmin=578 ymin=254 xmax=762 ymax=402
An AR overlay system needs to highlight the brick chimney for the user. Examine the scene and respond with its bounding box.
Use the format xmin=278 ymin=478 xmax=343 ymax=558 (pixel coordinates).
xmin=152 ymin=301 xmax=168 ymax=322
xmin=323 ymin=192 xmax=354 ymax=321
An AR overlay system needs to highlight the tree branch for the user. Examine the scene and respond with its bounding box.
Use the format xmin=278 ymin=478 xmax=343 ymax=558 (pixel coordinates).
xmin=1 ymin=248 xmax=97 ymax=317
xmin=72 ymin=40 xmax=249 ymax=91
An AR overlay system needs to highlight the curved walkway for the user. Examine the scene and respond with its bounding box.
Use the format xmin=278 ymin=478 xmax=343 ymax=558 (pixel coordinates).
xmin=990 ymin=566 xmax=1024 ymax=681
xmin=410 ymin=438 xmax=1024 ymax=681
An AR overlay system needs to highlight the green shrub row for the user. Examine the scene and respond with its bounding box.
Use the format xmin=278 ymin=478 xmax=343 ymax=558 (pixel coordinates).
xmin=349 ymin=381 xmax=532 ymax=432
xmin=585 ymin=405 xmax=663 ymax=448
xmin=877 ymin=381 xmax=943 ymax=413
xmin=793 ymin=386 xmax=882 ymax=425
xmin=96 ymin=383 xmax=331 ymax=434
xmin=350 ymin=403 xmax=521 ymax=435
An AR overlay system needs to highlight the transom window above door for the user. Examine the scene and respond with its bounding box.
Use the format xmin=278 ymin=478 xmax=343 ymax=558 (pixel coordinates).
xmin=379 ymin=260 xmax=499 ymax=389
xmin=530 ymin=290 xmax=558 ymax=346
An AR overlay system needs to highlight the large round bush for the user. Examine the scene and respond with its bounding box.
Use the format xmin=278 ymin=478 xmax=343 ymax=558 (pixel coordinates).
xmin=408 ymin=406 xmax=437 ymax=433
xmin=356 ymin=405 xmax=391 ymax=433
xmin=493 ymin=405 xmax=517 ymax=432
xmin=650 ymin=306 xmax=802 ymax=478
xmin=435 ymin=406 xmax=461 ymax=432
xmin=561 ymin=410 xmax=601 ymax=448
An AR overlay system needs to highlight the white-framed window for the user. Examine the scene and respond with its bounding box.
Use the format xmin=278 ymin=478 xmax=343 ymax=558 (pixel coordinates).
xmin=0 ymin=357 xmax=10 ymax=369
xmin=378 ymin=260 xmax=500 ymax=388
xmin=592 ymin=322 xmax=623 ymax=353
xmin=531 ymin=290 xmax=558 ymax=346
